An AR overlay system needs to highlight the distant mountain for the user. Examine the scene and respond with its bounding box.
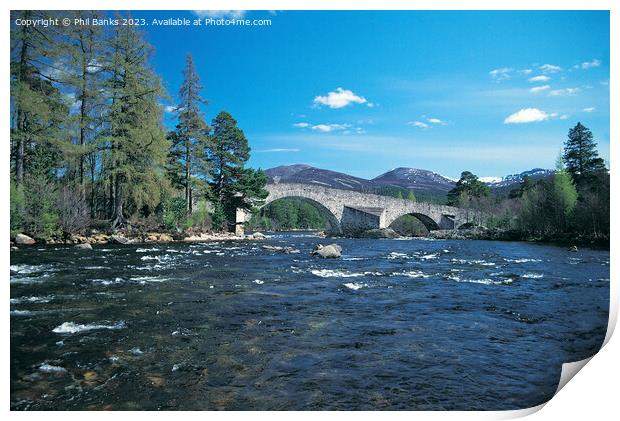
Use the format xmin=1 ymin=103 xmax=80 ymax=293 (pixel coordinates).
xmin=487 ymin=168 xmax=554 ymax=195
xmin=264 ymin=164 xmax=554 ymax=199
xmin=264 ymin=164 xmax=376 ymax=191
xmin=372 ymin=167 xmax=456 ymax=195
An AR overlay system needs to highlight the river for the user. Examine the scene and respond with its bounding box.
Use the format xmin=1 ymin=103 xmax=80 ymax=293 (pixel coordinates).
xmin=10 ymin=233 xmax=609 ymax=410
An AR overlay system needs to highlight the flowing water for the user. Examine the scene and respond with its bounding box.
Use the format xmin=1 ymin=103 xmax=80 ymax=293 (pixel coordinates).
xmin=10 ymin=233 xmax=609 ymax=410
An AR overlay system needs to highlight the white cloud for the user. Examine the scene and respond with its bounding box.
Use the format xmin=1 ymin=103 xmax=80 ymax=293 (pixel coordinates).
xmin=192 ymin=10 xmax=246 ymax=19
xmin=583 ymin=107 xmax=596 ymax=113
xmin=427 ymin=117 xmax=446 ymax=125
xmin=530 ymin=85 xmax=550 ymax=93
xmin=407 ymin=121 xmax=430 ymax=129
xmin=504 ymin=108 xmax=553 ymax=124
xmin=540 ymin=64 xmax=562 ymax=73
xmin=489 ymin=67 xmax=512 ymax=81
xmin=559 ymin=114 xmax=570 ymax=120
xmin=164 ymin=105 xmax=176 ymax=113
xmin=580 ymin=59 xmax=601 ymax=69
xmin=549 ymin=87 xmax=580 ymax=96
xmin=519 ymin=69 xmax=533 ymax=75
xmin=313 ymin=88 xmax=369 ymax=109
xmin=293 ymin=122 xmax=310 ymax=128
xmin=528 ymin=75 xmax=551 ymax=83
xmin=311 ymin=123 xmax=351 ymax=133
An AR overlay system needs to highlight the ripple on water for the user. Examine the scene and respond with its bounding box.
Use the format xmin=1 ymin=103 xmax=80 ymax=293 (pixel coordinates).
xmin=52 ymin=321 xmax=126 ymax=334
xmin=311 ymin=269 xmax=383 ymax=278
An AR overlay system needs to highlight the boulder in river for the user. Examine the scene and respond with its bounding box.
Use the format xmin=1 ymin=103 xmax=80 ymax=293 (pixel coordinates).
xmin=109 ymin=235 xmax=130 ymax=245
xmin=311 ymin=243 xmax=342 ymax=259
xmin=568 ymin=245 xmax=578 ymax=252
xmin=74 ymin=243 xmax=93 ymax=250
xmin=15 ymin=233 xmax=35 ymax=245
xmin=248 ymin=232 xmax=267 ymax=240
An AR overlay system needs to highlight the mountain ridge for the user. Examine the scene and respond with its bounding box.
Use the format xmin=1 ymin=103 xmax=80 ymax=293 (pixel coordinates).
xmin=264 ymin=164 xmax=553 ymax=198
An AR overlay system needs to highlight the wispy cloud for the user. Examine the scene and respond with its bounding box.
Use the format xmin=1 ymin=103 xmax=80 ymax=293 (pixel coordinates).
xmin=407 ymin=121 xmax=430 ymax=129
xmin=530 ymin=85 xmax=550 ymax=94
xmin=504 ymin=108 xmax=555 ymax=124
xmin=539 ymin=64 xmax=562 ymax=73
xmin=293 ymin=121 xmax=366 ymax=134
xmin=427 ymin=117 xmax=447 ymax=125
xmin=583 ymin=107 xmax=596 ymax=113
xmin=519 ymin=69 xmax=533 ymax=75
xmin=528 ymin=75 xmax=551 ymax=83
xmin=489 ymin=67 xmax=512 ymax=81
xmin=577 ymin=59 xmax=601 ymax=70
xmin=549 ymin=87 xmax=580 ymax=96
xmin=256 ymin=148 xmax=300 ymax=153
xmin=313 ymin=88 xmax=371 ymax=109
xmin=192 ymin=10 xmax=246 ymax=19
xmin=311 ymin=123 xmax=351 ymax=132
xmin=164 ymin=105 xmax=176 ymax=113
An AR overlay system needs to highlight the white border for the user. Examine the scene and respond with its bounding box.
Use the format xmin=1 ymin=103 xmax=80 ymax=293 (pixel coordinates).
xmin=3 ymin=1 xmax=617 ymax=420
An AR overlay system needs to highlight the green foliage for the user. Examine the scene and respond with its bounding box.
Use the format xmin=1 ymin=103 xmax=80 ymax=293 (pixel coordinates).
xmin=249 ymin=198 xmax=328 ymax=231
xmin=163 ymin=197 xmax=187 ymax=231
xmin=207 ymin=112 xmax=268 ymax=228
xmin=447 ymin=171 xmax=490 ymax=206
xmin=210 ymin=201 xmax=227 ymax=231
xmin=390 ymin=214 xmax=427 ymax=236
xmin=187 ymin=200 xmax=211 ymax=231
xmin=10 ymin=180 xmax=25 ymax=232
xmin=22 ymin=175 xmax=61 ymax=240
xmin=407 ymin=190 xmax=416 ymax=202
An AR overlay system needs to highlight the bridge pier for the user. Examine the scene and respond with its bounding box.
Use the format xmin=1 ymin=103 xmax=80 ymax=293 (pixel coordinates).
xmin=234 ymin=208 xmax=247 ymax=237
xmin=341 ymin=206 xmax=386 ymax=235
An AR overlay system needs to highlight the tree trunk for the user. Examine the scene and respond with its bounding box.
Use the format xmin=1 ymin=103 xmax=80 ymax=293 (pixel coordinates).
xmin=111 ymin=174 xmax=126 ymax=228
xmin=14 ymin=21 xmax=29 ymax=185
xmin=108 ymin=173 xmax=114 ymax=219
xmin=185 ymin=145 xmax=191 ymax=214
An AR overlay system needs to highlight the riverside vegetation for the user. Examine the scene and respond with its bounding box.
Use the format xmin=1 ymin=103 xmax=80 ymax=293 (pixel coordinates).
xmin=10 ymin=11 xmax=609 ymax=247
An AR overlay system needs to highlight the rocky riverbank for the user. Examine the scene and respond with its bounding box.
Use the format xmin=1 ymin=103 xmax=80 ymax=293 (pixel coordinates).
xmin=10 ymin=231 xmax=269 ymax=248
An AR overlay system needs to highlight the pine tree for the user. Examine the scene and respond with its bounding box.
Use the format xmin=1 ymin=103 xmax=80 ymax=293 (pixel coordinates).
xmin=105 ymin=20 xmax=168 ymax=228
xmin=447 ymin=171 xmax=490 ymax=206
xmin=563 ymin=122 xmax=606 ymax=185
xmin=207 ymin=111 xmax=267 ymax=229
xmin=57 ymin=11 xmax=106 ymax=216
xmin=169 ymin=53 xmax=211 ymax=214
xmin=10 ymin=10 xmax=68 ymax=185
xmin=407 ymin=190 xmax=416 ymax=202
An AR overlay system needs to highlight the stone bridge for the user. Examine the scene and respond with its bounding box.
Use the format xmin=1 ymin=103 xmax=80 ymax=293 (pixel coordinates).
xmin=235 ymin=182 xmax=486 ymax=235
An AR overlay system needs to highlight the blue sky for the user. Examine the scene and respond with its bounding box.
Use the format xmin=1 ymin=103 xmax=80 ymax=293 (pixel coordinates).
xmin=133 ymin=10 xmax=609 ymax=180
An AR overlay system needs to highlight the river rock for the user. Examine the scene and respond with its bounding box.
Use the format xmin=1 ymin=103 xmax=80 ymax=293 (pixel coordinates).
xmin=311 ymin=243 xmax=342 ymax=259
xmin=246 ymin=232 xmax=268 ymax=240
xmin=568 ymin=245 xmax=578 ymax=252
xmin=74 ymin=243 xmax=93 ymax=250
xmin=262 ymin=245 xmax=300 ymax=254
xmin=15 ymin=233 xmax=35 ymax=245
xmin=109 ymin=235 xmax=130 ymax=245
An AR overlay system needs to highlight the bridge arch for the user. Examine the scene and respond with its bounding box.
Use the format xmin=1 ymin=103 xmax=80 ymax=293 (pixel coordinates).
xmin=261 ymin=195 xmax=342 ymax=234
xmin=388 ymin=212 xmax=441 ymax=233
